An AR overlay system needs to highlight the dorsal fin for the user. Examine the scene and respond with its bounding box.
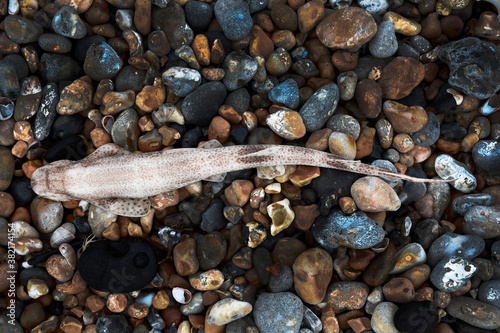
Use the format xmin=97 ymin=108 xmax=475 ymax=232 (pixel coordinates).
xmin=85 ymin=144 xmax=131 ymax=160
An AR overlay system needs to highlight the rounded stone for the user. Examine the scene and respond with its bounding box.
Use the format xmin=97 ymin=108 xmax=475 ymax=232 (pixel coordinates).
xmin=222 ymin=51 xmax=258 ymax=91
xmin=328 ymin=131 xmax=357 ymax=160
xmin=185 ymin=1 xmax=213 ymax=30
xmin=269 ymin=265 xmax=294 ymax=293
xmin=268 ymin=79 xmax=300 ymax=109
xmin=378 ymin=57 xmax=425 ymax=100
xmin=52 ymin=6 xmax=87 ymax=39
xmin=214 ymin=0 xmax=253 ymax=41
xmin=383 ymin=277 xmax=415 ymax=303
xmin=4 ymin=15 xmax=43 ymax=44
xmin=478 ymin=280 xmax=500 ymax=308
xmin=30 ymin=196 xmax=64 ymax=234
xmin=427 ymin=232 xmax=485 ymax=267
xmin=181 ymin=82 xmax=228 ymax=126
xmin=435 ymin=154 xmax=476 ymax=193
xmin=390 ymin=243 xmax=427 ymax=274
xmin=447 ymin=297 xmax=500 ymax=330
xmin=316 ymin=7 xmax=377 ymax=50
xmin=38 ymin=33 xmax=72 ymax=53
xmin=299 ymin=83 xmax=339 ymax=132
xmin=254 ymin=292 xmax=303 ymax=333
xmin=371 ymin=302 xmax=398 ymax=333
xmin=84 ymin=42 xmax=123 ymax=81
xmin=430 ymin=257 xmax=477 ymax=292
xmin=0 ymin=147 xmax=15 ymax=191
xmin=463 ymin=205 xmax=500 ymax=239
xmin=472 ymin=140 xmax=500 ymax=178
xmin=369 ymin=21 xmax=398 ymax=58
xmin=96 ymin=315 xmax=132 ymax=333
xmin=207 ymin=298 xmax=252 ymax=326
xmin=293 ymin=248 xmax=333 ymax=304
xmin=266 ymin=109 xmax=306 ymax=140
xmin=325 ymin=281 xmax=369 ymax=313
xmin=189 ymin=269 xmax=224 ymax=291
xmin=162 ymin=66 xmax=201 ymax=97
xmin=312 ymin=210 xmax=385 ymax=250
xmin=351 ymin=176 xmax=401 ymax=212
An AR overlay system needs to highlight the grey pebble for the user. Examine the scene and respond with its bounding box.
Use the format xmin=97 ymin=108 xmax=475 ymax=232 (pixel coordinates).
xmin=369 ymin=21 xmax=398 ymax=58
xmin=111 ymin=108 xmax=139 ymax=152
xmin=478 ymin=280 xmax=500 ymax=308
xmin=52 ymin=6 xmax=86 ymax=39
xmin=214 ymin=0 xmax=253 ymax=41
xmin=427 ymin=232 xmax=485 ymax=267
xmin=472 ymin=140 xmax=500 ymax=178
xmin=269 ymin=265 xmax=293 ymax=292
xmin=254 ymin=292 xmax=304 ymax=333
xmin=447 ymin=296 xmax=500 ymax=330
xmin=299 ymin=83 xmax=339 ymax=132
xmin=223 ymin=51 xmax=258 ymax=91
xmin=463 ymin=205 xmax=500 ymax=239
xmin=327 ymin=114 xmax=360 ymax=140
xmin=435 ymin=154 xmax=477 ymax=193
xmin=452 ymin=193 xmax=495 ymax=216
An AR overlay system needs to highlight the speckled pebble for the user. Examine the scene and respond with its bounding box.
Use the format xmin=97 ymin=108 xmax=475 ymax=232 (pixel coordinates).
xmin=435 ymin=154 xmax=476 ymax=193
xmin=371 ymin=302 xmax=398 ymax=333
xmin=52 ymin=6 xmax=87 ymax=39
xmin=299 ymin=83 xmax=339 ymax=132
xmin=463 ymin=205 xmax=500 ymax=239
xmin=223 ymin=51 xmax=258 ymax=91
xmin=214 ymin=0 xmax=253 ymax=41
xmin=84 ymin=41 xmax=123 ymax=81
xmin=453 ymin=193 xmax=495 ymax=216
xmin=369 ymin=21 xmax=397 ymax=58
xmin=472 ymin=140 xmax=500 ymax=178
xmin=447 ymin=297 xmax=500 ymax=330
xmin=478 ymin=280 xmax=500 ymax=308
xmin=430 ymin=257 xmax=476 ymax=292
xmin=254 ymin=292 xmax=303 ymax=333
xmin=162 ymin=66 xmax=201 ymax=97
xmin=266 ymin=109 xmax=306 ymax=140
xmin=268 ymin=79 xmax=300 ymax=109
xmin=269 ymin=265 xmax=294 ymax=293
xmin=390 ymin=243 xmax=427 ymax=274
xmin=427 ymin=232 xmax=485 ymax=267
xmin=351 ymin=176 xmax=401 ymax=212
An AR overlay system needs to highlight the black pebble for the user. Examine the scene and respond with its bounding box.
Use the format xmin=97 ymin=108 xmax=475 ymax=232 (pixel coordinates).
xmin=185 ymin=1 xmax=213 ymax=30
xmin=181 ymin=81 xmax=227 ymax=126
xmin=8 ymin=178 xmax=36 ymax=204
xmin=74 ymin=216 xmax=91 ymax=234
xmin=230 ymin=126 xmax=248 ymax=145
xmin=45 ymin=135 xmax=87 ymax=162
xmin=394 ymin=301 xmax=439 ymax=333
xmin=200 ymin=197 xmax=227 ymax=233
xmin=455 ymin=320 xmax=496 ymax=333
xmin=46 ymin=302 xmax=64 ymax=316
xmin=40 ymin=53 xmax=83 ymax=84
xmin=96 ymin=315 xmax=132 ymax=333
xmin=78 ymin=238 xmax=157 ymax=293
xmin=181 ymin=126 xmax=203 ymax=148
xmin=433 ymin=83 xmax=457 ymax=114
xmin=441 ymin=122 xmax=467 ymax=140
xmin=52 ymin=115 xmax=84 ymax=139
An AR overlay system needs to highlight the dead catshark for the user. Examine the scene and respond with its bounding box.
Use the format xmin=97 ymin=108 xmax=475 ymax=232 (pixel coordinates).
xmin=31 ymin=141 xmax=445 ymax=217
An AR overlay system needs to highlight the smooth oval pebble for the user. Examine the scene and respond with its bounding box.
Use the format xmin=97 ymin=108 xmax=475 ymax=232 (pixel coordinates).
xmin=463 ymin=205 xmax=500 ymax=239
xmin=351 ymin=176 xmax=401 ymax=212
xmin=30 ymin=196 xmax=64 ymax=234
xmin=293 ymin=248 xmax=333 ymax=304
xmin=84 ymin=41 xmax=123 ymax=81
xmin=268 ymin=79 xmax=300 ymax=109
xmin=189 ymin=269 xmax=224 ymax=291
xmin=325 ymin=281 xmax=369 ymax=313
xmin=447 ymin=296 xmax=500 ymax=330
xmin=312 ymin=210 xmax=385 ymax=250
xmin=266 ymin=109 xmax=306 ymax=140
xmin=214 ymin=0 xmax=253 ymax=41
xmin=328 ymin=131 xmax=356 ymax=160
xmin=478 ymin=280 xmax=500 ymax=308
xmin=371 ymin=302 xmax=398 ymax=333
xmin=435 ymin=154 xmax=476 ymax=193
xmin=472 ymin=140 xmax=500 ymax=177
xmin=369 ymin=21 xmax=398 ymax=58
xmin=390 ymin=242 xmax=427 ymax=274
xmin=52 ymin=6 xmax=87 ymax=39
xmin=430 ymin=257 xmax=477 ymax=292
xmin=181 ymin=81 xmax=227 ymax=126
xmin=254 ymin=292 xmax=303 ymax=333
xmin=222 ymin=51 xmax=258 ymax=91
xmin=427 ymin=232 xmax=485 ymax=268
xmin=299 ymin=83 xmax=339 ymax=132
xmin=452 ymin=193 xmax=495 ymax=216
xmin=207 ymin=298 xmax=252 ymax=325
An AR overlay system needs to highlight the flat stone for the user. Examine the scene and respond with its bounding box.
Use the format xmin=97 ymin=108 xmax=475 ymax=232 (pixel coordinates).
xmin=447 ymin=297 xmax=500 ymax=330
xmin=378 ymin=57 xmax=425 ymax=100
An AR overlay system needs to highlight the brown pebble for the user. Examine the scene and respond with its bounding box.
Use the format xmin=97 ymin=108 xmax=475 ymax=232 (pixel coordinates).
xmin=271 ymin=30 xmax=296 ymax=50
xmin=85 ymin=295 xmax=105 ymax=312
xmin=47 ymin=254 xmax=74 ymax=282
xmin=271 ymin=4 xmax=298 ymax=31
xmin=208 ymin=116 xmax=231 ymax=144
xmin=355 ymin=127 xmax=376 ymax=159
xmin=173 ymin=238 xmax=199 ymax=276
xmin=56 ymin=77 xmax=93 ymax=115
xmin=297 ymin=0 xmax=324 ymax=33
xmin=225 ymin=180 xmax=254 ymax=207
xmin=107 ymin=293 xmax=127 ymax=313
xmin=128 ymin=303 xmax=149 ymax=319
xmin=420 ymin=12 xmax=441 ymax=39
xmin=192 ymin=34 xmax=210 ymax=66
xmin=162 ymin=307 xmax=182 ymax=327
xmin=293 ymin=204 xmax=320 ymax=231
xmin=316 ymin=7 xmax=376 ymax=50
xmin=383 ymin=277 xmax=415 ymax=303
xmin=293 ymin=248 xmax=333 ymax=304
xmin=271 ymin=237 xmax=308 ymax=267
xmin=332 ymin=51 xmax=358 ymax=71
xmin=392 ymin=133 xmax=414 ymax=153
xmin=289 ymin=166 xmax=320 ymax=187
xmin=153 ymin=290 xmax=170 ymax=310
xmin=355 ymin=79 xmax=382 ymax=118
xmin=378 ymin=57 xmax=425 ymax=100
xmin=249 ymin=25 xmax=274 ymax=59
xmin=400 ymin=264 xmax=431 ymax=289
xmin=0 ymin=192 xmax=15 ymax=218
xmin=189 ymin=269 xmax=224 ymax=291
xmin=363 ymin=243 xmax=396 ymax=286
xmin=347 ymin=317 xmax=372 ymax=333
xmin=383 ymin=11 xmax=421 ymax=35
xmin=20 ymin=302 xmax=45 ymax=329
xmin=383 ymin=101 xmax=428 ymax=133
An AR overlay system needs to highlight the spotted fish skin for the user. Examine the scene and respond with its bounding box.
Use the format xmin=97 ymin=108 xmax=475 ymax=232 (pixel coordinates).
xmin=31 ymin=142 xmax=445 ymax=217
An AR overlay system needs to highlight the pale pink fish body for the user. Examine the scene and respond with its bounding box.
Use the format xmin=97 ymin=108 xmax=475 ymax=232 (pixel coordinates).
xmin=31 ymin=142 xmax=445 ymax=217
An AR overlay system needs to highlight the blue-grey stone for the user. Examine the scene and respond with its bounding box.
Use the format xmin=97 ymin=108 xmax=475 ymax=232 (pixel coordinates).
xmin=438 ymin=37 xmax=500 ymax=99
xmin=299 ymin=83 xmax=339 ymax=132
xmin=452 ymin=193 xmax=495 ymax=216
xmin=52 ymin=6 xmax=86 ymax=39
xmin=162 ymin=66 xmax=201 ymax=97
xmin=427 ymin=232 xmax=485 ymax=267
xmin=215 ymin=0 xmax=253 ymax=41
xmin=96 ymin=315 xmax=132 ymax=333
xmin=463 ymin=205 xmax=500 ymax=239
xmin=478 ymin=280 xmax=500 ymax=308
xmin=185 ymin=1 xmax=213 ymax=30
xmin=369 ymin=21 xmax=398 ymax=58
xmin=311 ymin=210 xmax=384 ymax=250
xmin=430 ymin=257 xmax=477 ymax=292
xmin=247 ymin=0 xmax=268 ymax=13
xmin=268 ymin=79 xmax=300 ymax=109
xmin=222 ymin=51 xmax=258 ymax=91
xmin=410 ymin=111 xmax=440 ymax=146
xmin=84 ymin=42 xmax=123 ymax=81
xmin=472 ymin=140 xmax=500 ymax=177
xmin=254 ymin=292 xmax=303 ymax=333
xmin=4 ymin=15 xmax=43 ymax=44
xmin=269 ymin=265 xmax=293 ymax=292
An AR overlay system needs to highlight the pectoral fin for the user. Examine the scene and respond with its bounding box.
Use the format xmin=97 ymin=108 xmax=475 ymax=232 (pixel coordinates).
xmin=85 ymin=144 xmax=131 ymax=160
xmin=90 ymin=197 xmax=151 ymax=217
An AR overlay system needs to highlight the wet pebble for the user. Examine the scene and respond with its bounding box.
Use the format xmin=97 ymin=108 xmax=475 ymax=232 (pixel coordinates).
xmin=447 ymin=297 xmax=500 ymax=330
xmin=254 ymin=292 xmax=303 ymax=333
xmin=299 ymin=83 xmax=339 ymax=132
xmin=4 ymin=15 xmax=43 ymax=44
xmin=351 ymin=176 xmax=401 ymax=212
xmin=472 ymin=140 xmax=500 ymax=178
xmin=430 ymin=257 xmax=476 ymax=292
xmin=223 ymin=51 xmax=258 ymax=91
xmin=266 ymin=109 xmax=306 ymax=140
xmin=111 ymin=109 xmax=139 ymax=152
xmin=207 ymin=298 xmax=252 ymax=325
xmin=478 ymin=280 xmax=500 ymax=308
xmin=52 ymin=6 xmax=86 ymax=39
xmin=427 ymin=232 xmax=485 ymax=267
xmin=84 ymin=41 xmax=123 ymax=81
xmin=464 ymin=202 xmax=500 ymax=238
xmin=30 ymin=196 xmax=63 ymax=234
xmin=383 ymin=101 xmax=428 ymax=134
xmin=189 ymin=269 xmax=224 ymax=291
xmin=326 ymin=281 xmax=369 ymax=313
xmin=369 ymin=21 xmax=397 ymax=58
xmin=96 ymin=315 xmax=132 ymax=333
xmin=38 ymin=33 xmax=72 ymax=53
xmin=410 ymin=112 xmax=440 ymax=146
xmin=438 ymin=37 xmax=500 ymax=99
xmin=185 ymin=1 xmax=213 ymax=30
xmin=162 ymin=67 xmax=201 ymax=97
xmin=40 ymin=53 xmax=83 ymax=84
xmin=293 ymin=248 xmax=333 ymax=304
xmin=0 ymin=147 xmax=15 ymax=191
xmin=435 ymin=154 xmax=476 ymax=193
xmin=316 ymin=7 xmax=377 ymax=50
xmin=312 ymin=210 xmax=384 ymax=250
xmin=390 ymin=243 xmax=427 ymax=274
xmin=214 ymin=0 xmax=253 ymax=41
xmin=268 ymin=79 xmax=300 ymax=109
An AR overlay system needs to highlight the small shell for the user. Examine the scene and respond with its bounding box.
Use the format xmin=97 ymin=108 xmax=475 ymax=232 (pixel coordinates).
xmin=59 ymin=243 xmax=77 ymax=270
xmin=50 ymin=223 xmax=76 ymax=248
xmin=172 ymin=287 xmax=192 ymax=304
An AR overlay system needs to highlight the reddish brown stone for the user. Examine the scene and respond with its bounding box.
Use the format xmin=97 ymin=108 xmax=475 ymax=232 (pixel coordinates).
xmin=378 ymin=57 xmax=425 ymax=100
xmin=293 ymin=248 xmax=333 ymax=304
xmin=298 ymin=0 xmax=324 ymax=32
xmin=383 ymin=277 xmax=415 ymax=303
xmin=173 ymin=238 xmax=199 ymax=276
xmin=293 ymin=204 xmax=320 ymax=231
xmin=208 ymin=116 xmax=231 ymax=144
xmin=249 ymin=25 xmax=274 ymax=59
xmin=271 ymin=237 xmax=308 ymax=267
xmin=224 ymin=180 xmax=254 ymax=207
xmin=363 ymin=242 xmax=396 ymax=286
xmin=316 ymin=7 xmax=376 ymax=50
xmin=383 ymin=101 xmax=428 ymax=133
xmin=355 ymin=79 xmax=382 ymax=118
